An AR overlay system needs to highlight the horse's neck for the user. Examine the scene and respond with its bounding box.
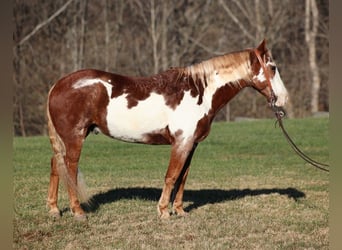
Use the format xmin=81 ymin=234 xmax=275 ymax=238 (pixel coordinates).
xmin=208 ymin=79 xmax=248 ymax=116
xmin=156 ymin=54 xmax=251 ymax=117
xmin=185 ymin=51 xmax=252 ymax=112
xmin=201 ymin=65 xmax=251 ymax=116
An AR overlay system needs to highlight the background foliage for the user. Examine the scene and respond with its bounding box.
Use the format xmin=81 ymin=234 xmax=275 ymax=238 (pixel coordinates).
xmin=13 ymin=0 xmax=329 ymax=136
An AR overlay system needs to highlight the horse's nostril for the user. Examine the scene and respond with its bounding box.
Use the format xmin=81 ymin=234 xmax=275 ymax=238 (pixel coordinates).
xmin=278 ymin=109 xmax=286 ymax=118
xmin=274 ymin=106 xmax=286 ymax=118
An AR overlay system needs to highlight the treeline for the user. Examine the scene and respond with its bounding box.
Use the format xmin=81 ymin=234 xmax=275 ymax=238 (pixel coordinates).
xmin=13 ymin=0 xmax=329 ymax=136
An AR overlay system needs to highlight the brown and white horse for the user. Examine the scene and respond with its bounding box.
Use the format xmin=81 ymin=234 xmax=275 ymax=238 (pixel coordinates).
xmin=47 ymin=40 xmax=288 ymax=220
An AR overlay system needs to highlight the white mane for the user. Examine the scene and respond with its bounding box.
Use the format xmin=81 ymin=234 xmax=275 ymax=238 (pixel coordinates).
xmin=184 ymin=51 xmax=252 ymax=89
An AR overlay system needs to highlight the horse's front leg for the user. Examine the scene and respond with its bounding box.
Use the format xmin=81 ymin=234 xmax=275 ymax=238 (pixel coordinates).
xmin=158 ymin=140 xmax=195 ymax=219
xmin=171 ymin=143 xmax=197 ymax=216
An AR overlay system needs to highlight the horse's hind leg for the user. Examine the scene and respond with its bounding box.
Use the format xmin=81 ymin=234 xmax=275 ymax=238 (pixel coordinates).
xmin=47 ymin=155 xmax=61 ymax=218
xmin=64 ymin=139 xmax=88 ymax=221
xmin=47 ymin=136 xmax=87 ymax=220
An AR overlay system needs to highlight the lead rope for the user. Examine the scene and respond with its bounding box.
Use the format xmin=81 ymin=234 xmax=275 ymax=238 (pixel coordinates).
xmin=253 ymin=49 xmax=329 ymax=172
xmin=273 ymin=107 xmax=329 ymax=172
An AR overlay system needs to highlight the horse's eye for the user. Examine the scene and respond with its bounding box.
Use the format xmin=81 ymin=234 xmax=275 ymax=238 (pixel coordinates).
xmin=270 ymin=65 xmax=276 ymax=73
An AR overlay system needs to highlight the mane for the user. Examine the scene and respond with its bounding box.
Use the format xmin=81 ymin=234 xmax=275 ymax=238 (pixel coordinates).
xmin=183 ymin=50 xmax=252 ymax=88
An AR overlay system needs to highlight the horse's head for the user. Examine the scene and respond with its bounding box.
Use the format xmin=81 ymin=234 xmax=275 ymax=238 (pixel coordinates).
xmin=250 ymin=39 xmax=288 ymax=110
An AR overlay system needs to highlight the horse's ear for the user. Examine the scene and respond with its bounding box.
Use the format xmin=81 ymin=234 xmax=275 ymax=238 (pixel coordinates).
xmin=256 ymin=39 xmax=267 ymax=53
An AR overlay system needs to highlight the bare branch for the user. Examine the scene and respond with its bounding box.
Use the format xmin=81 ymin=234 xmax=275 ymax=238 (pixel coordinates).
xmin=180 ymin=33 xmax=225 ymax=56
xmin=218 ymin=0 xmax=254 ymax=41
xmin=231 ymin=0 xmax=251 ymax=23
xmin=16 ymin=0 xmax=74 ymax=47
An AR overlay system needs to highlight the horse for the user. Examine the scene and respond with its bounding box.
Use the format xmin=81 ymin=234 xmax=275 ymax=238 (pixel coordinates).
xmin=46 ymin=39 xmax=288 ymax=220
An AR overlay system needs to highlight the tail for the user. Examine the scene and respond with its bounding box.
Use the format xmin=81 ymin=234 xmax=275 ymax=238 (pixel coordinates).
xmin=47 ymin=86 xmax=90 ymax=203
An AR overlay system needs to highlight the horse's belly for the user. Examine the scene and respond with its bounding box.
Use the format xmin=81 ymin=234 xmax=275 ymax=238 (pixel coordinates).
xmin=105 ymin=93 xmax=170 ymax=142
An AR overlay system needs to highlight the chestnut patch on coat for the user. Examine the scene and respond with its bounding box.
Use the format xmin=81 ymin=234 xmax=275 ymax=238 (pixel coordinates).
xmin=103 ymin=68 xmax=204 ymax=110
xmin=210 ymin=81 xmax=247 ymax=115
xmin=142 ymin=127 xmax=183 ymax=145
xmin=194 ymin=114 xmax=211 ymax=143
xmin=48 ymin=69 xmax=113 ymax=139
xmin=249 ymin=50 xmax=276 ymax=91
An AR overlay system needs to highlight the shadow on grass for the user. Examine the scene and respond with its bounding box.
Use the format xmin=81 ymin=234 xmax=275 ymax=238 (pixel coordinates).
xmin=83 ymin=187 xmax=305 ymax=213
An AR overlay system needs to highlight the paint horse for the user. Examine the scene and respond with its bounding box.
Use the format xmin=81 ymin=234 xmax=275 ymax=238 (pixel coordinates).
xmin=47 ymin=40 xmax=288 ymax=220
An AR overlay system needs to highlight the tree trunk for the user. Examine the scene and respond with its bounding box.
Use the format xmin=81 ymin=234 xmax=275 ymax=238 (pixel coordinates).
xmin=305 ymin=0 xmax=320 ymax=113
xmin=78 ymin=0 xmax=88 ymax=69
xmin=150 ymin=0 xmax=159 ymax=74
xmin=160 ymin=1 xmax=169 ymax=70
xmin=225 ymin=104 xmax=231 ymax=122
xmin=104 ymin=0 xmax=110 ymax=71
xmin=111 ymin=1 xmax=125 ymax=71
xmin=19 ymin=102 xmax=26 ymax=137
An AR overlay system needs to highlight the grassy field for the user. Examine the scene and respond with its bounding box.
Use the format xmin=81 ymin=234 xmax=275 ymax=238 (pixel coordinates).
xmin=13 ymin=118 xmax=329 ymax=249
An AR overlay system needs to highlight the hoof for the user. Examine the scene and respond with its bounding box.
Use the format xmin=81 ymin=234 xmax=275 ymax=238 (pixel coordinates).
xmin=48 ymin=208 xmax=61 ymax=219
xmin=157 ymin=205 xmax=171 ymax=219
xmin=176 ymin=210 xmax=189 ymax=217
xmin=172 ymin=207 xmax=189 ymax=217
xmin=172 ymin=204 xmax=188 ymax=217
xmin=159 ymin=212 xmax=171 ymax=220
xmin=74 ymin=213 xmax=88 ymax=222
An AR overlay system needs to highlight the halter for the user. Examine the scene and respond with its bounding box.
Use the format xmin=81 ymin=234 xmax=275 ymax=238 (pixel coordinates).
xmin=254 ymin=49 xmax=329 ymax=172
xmin=253 ymin=48 xmax=277 ymax=108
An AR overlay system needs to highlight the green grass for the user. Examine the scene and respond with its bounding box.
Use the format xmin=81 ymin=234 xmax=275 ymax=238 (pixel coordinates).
xmin=13 ymin=118 xmax=329 ymax=249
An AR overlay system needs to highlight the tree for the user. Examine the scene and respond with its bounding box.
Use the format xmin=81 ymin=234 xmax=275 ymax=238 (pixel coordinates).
xmin=13 ymin=0 xmax=329 ymax=136
xmin=305 ymin=0 xmax=320 ymax=113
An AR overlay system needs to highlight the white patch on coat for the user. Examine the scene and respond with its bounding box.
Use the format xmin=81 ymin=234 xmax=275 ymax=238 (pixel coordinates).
xmin=212 ymin=69 xmax=242 ymax=88
xmin=270 ymin=68 xmax=288 ymax=107
xmin=168 ymin=91 xmax=210 ymax=141
xmin=73 ymin=78 xmax=108 ymax=89
xmin=105 ymin=92 xmax=171 ymax=142
xmin=265 ymin=61 xmax=288 ymax=106
xmin=102 ymin=80 xmax=211 ymax=143
xmin=252 ymin=63 xmax=288 ymax=107
xmin=253 ymin=68 xmax=266 ymax=82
